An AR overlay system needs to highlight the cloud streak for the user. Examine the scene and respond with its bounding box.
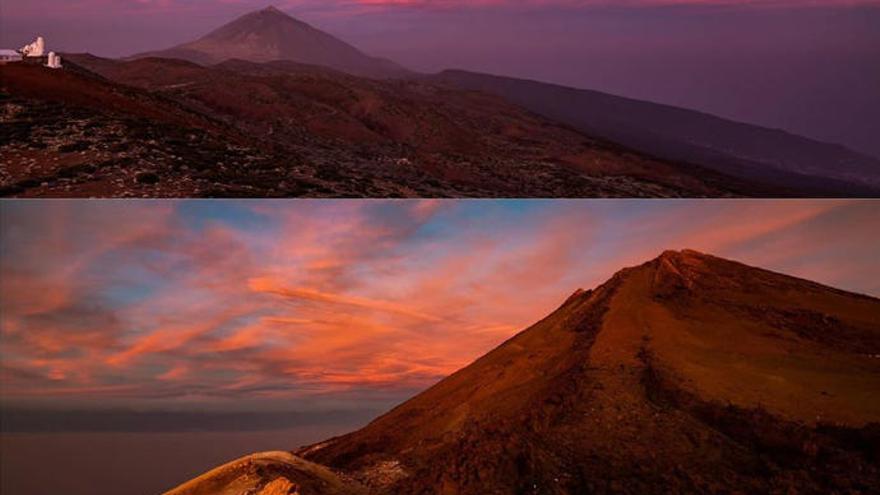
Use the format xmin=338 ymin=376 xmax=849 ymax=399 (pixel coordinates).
xmin=1 ymin=200 xmax=877 ymax=411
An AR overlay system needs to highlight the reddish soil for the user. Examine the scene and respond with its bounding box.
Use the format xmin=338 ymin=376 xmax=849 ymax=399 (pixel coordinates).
xmin=0 ymin=62 xmax=226 ymax=134
xmin=1 ymin=56 xmax=776 ymax=198
xmin=298 ymin=250 xmax=880 ymax=494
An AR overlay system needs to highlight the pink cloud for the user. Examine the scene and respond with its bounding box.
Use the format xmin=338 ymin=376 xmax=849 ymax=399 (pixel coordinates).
xmin=1 ymin=200 xmax=877 ymax=407
xmin=248 ymin=277 xmax=444 ymax=322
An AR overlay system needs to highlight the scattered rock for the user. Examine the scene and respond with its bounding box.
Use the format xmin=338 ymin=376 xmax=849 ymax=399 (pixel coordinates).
xmin=259 ymin=478 xmax=300 ymax=495
xmin=135 ymin=171 xmax=160 ymax=184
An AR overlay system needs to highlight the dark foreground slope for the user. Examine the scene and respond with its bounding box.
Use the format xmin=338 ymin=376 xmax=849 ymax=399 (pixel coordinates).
xmin=1 ymin=58 xmax=767 ymax=198
xmin=431 ymin=70 xmax=880 ymax=197
xmin=167 ymin=251 xmax=880 ymax=494
xmin=0 ymin=61 xmax=289 ymax=198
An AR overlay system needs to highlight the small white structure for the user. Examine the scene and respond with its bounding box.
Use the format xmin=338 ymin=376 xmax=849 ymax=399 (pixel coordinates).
xmin=0 ymin=49 xmax=23 ymax=64
xmin=46 ymin=51 xmax=62 ymax=69
xmin=20 ymin=36 xmax=45 ymax=57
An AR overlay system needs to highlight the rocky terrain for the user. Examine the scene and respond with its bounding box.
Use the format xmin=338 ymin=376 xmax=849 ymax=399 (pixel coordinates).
xmin=431 ymin=70 xmax=880 ymax=196
xmin=165 ymin=251 xmax=880 ymax=494
xmin=1 ymin=58 xmax=764 ymax=198
xmin=163 ymin=451 xmax=367 ymax=495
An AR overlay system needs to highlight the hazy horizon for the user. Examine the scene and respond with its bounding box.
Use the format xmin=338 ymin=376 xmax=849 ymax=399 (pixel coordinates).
xmin=2 ymin=1 xmax=879 ymax=158
xmin=1 ymin=426 xmax=367 ymax=495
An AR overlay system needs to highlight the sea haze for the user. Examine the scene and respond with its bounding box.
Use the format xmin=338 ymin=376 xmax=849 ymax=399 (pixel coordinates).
xmin=0 ymin=426 xmax=363 ymax=495
xmin=0 ymin=407 xmax=384 ymax=494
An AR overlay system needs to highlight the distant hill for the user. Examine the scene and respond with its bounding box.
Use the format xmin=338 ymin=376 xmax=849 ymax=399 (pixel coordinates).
xmin=166 ymin=250 xmax=880 ymax=494
xmin=430 ymin=70 xmax=880 ymax=196
xmin=131 ymin=6 xmax=409 ymax=79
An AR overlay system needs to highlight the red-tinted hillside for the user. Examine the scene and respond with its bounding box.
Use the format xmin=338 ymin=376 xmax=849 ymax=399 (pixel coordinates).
xmin=299 ymin=250 xmax=880 ymax=494
xmin=3 ymin=57 xmax=771 ymax=197
xmin=431 ymin=70 xmax=880 ymax=196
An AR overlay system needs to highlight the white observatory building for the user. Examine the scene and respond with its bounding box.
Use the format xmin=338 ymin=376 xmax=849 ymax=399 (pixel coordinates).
xmin=20 ymin=36 xmax=46 ymax=57
xmin=0 ymin=49 xmax=22 ymax=64
xmin=46 ymin=52 xmax=63 ymax=69
xmin=1 ymin=36 xmax=63 ymax=68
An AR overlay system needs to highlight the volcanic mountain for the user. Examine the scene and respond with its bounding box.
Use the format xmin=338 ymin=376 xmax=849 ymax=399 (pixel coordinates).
xmin=4 ymin=6 xmax=878 ymax=197
xmin=132 ymin=6 xmax=408 ymax=79
xmin=4 ymin=6 xmax=879 ymax=197
xmin=164 ymin=250 xmax=880 ymax=494
xmin=132 ymin=6 xmax=880 ymax=195
xmin=128 ymin=6 xmax=880 ymax=196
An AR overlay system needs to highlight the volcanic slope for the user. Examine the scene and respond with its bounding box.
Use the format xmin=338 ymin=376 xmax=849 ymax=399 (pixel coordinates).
xmin=132 ymin=6 xmax=408 ymax=79
xmin=2 ymin=56 xmax=770 ymax=197
xmin=431 ymin=70 xmax=880 ymax=196
xmin=0 ymin=61 xmax=297 ymax=198
xmin=298 ymin=250 xmax=880 ymax=494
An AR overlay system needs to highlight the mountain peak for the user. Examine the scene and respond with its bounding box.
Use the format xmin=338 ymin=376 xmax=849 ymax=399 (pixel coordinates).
xmin=657 ymin=248 xmax=708 ymax=261
xmin=252 ymin=5 xmax=293 ymax=20
xmin=234 ymin=4 xmax=302 ymax=27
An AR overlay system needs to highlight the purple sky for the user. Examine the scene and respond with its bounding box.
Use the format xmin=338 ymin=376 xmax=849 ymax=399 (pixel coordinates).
xmin=2 ymin=1 xmax=879 ymax=157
